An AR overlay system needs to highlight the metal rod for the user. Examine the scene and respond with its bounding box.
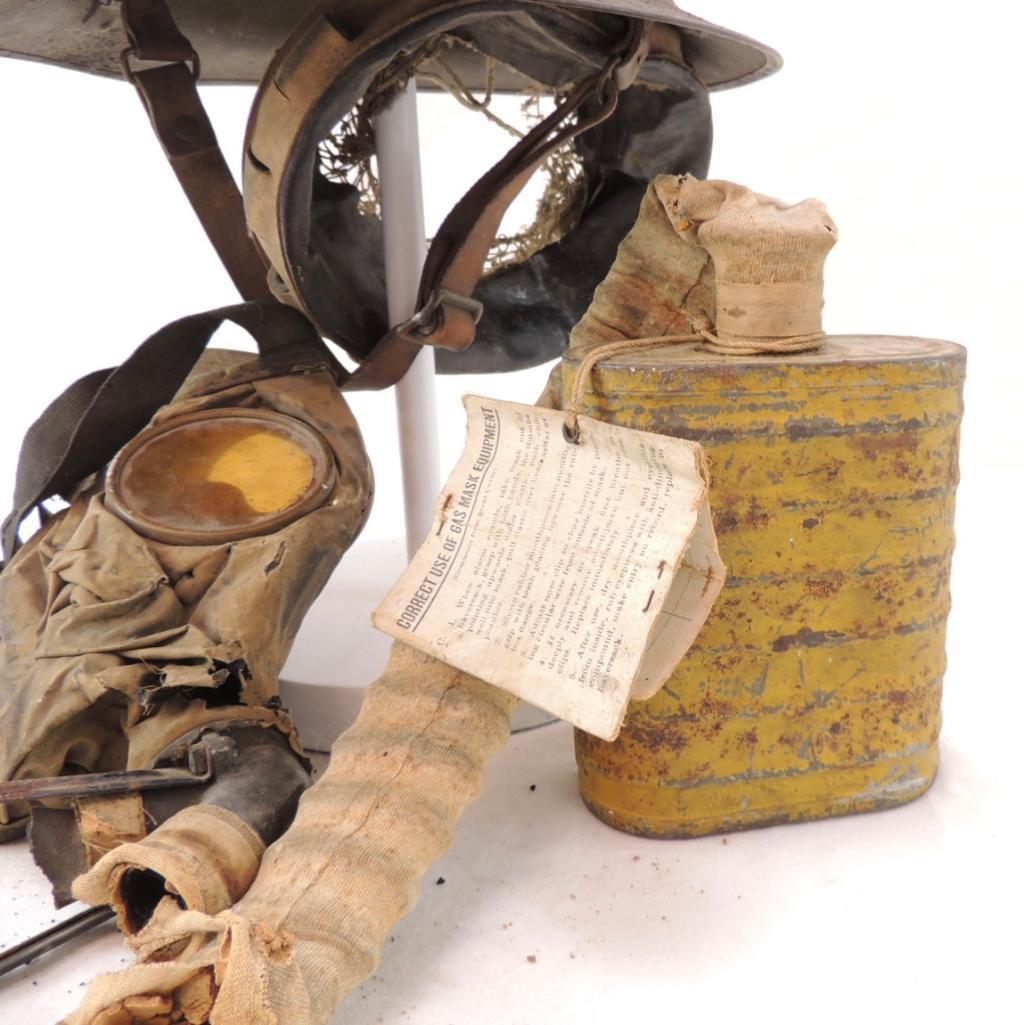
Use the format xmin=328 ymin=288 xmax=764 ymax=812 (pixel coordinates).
xmin=0 ymin=906 xmax=115 ymax=979
xmin=375 ymin=79 xmax=441 ymax=557
xmin=0 ymin=764 xmax=210 ymax=804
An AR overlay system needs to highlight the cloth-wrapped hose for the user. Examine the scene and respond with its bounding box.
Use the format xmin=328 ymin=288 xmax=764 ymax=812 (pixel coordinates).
xmin=65 ymin=643 xmax=517 ymax=1025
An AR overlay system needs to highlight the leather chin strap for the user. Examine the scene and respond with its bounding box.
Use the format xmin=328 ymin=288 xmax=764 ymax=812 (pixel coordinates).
xmin=119 ymin=0 xmax=651 ymax=390
xmin=345 ymin=16 xmax=652 ymax=390
xmin=120 ymin=0 xmax=272 ymax=302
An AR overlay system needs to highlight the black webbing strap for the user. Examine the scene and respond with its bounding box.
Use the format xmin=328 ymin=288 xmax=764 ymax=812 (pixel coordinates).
xmin=1 ymin=301 xmax=338 ymax=562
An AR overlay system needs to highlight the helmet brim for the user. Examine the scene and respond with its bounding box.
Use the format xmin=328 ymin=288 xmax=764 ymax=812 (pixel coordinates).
xmin=0 ymin=0 xmax=779 ymax=90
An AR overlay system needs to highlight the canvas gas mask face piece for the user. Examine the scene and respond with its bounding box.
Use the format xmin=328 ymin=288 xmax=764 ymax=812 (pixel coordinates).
xmin=0 ymin=303 xmax=372 ymax=910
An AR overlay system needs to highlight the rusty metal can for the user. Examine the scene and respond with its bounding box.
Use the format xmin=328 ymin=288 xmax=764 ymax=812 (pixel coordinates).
xmin=565 ymin=335 xmax=965 ymax=837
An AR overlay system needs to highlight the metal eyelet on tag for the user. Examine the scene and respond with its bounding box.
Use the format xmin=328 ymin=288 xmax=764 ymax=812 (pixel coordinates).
xmin=105 ymin=408 xmax=337 ymax=546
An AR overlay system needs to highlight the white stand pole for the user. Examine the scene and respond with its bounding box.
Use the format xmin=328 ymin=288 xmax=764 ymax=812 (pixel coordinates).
xmin=375 ymin=80 xmax=440 ymax=557
xmin=280 ymin=82 xmax=441 ymax=747
xmin=281 ymin=79 xmax=554 ymax=742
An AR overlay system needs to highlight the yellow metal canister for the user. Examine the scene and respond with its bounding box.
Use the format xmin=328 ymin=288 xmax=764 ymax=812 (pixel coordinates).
xmin=567 ymin=335 xmax=965 ymax=837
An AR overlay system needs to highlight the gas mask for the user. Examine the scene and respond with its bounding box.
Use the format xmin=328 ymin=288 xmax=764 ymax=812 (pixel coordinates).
xmin=0 ymin=302 xmax=372 ymax=912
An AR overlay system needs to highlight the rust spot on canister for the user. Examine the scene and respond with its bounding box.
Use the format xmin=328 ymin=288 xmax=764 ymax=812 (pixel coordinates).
xmin=565 ymin=335 xmax=965 ymax=838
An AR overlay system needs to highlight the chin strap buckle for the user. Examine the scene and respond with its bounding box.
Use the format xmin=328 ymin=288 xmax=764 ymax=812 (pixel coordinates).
xmin=612 ymin=20 xmax=653 ymax=92
xmin=402 ymin=289 xmax=485 ymax=347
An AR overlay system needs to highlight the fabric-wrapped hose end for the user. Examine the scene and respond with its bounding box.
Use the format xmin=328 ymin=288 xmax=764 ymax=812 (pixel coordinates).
xmin=72 ymin=803 xmax=266 ymax=946
xmin=66 ymin=722 xmax=310 ymax=944
xmin=66 ymin=644 xmax=518 ymax=1025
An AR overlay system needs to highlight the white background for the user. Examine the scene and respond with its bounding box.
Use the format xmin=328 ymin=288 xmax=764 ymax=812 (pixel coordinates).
xmin=1 ymin=1 xmax=1022 ymax=1023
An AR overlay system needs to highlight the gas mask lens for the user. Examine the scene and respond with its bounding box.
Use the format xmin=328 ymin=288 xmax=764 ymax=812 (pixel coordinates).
xmin=105 ymin=409 xmax=337 ymax=544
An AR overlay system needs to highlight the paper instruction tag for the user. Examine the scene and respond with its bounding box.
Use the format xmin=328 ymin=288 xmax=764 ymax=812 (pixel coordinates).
xmin=373 ymin=396 xmax=725 ymax=741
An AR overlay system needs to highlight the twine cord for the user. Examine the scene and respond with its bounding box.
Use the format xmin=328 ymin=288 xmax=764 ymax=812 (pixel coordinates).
xmin=564 ymin=334 xmax=700 ymax=443
xmin=700 ymin=330 xmax=824 ymax=356
xmin=564 ymin=328 xmax=825 ymax=443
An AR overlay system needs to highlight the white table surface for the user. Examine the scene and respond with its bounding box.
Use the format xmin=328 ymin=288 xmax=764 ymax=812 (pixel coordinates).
xmin=1 ymin=700 xmax=1017 ymax=1025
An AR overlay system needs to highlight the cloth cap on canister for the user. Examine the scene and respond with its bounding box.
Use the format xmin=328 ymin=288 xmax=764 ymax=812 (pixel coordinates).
xmin=675 ymin=176 xmax=838 ymax=343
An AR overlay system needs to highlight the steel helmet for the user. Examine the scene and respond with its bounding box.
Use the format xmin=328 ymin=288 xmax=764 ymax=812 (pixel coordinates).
xmin=1 ymin=2 xmax=780 ymax=384
xmin=0 ymin=2 xmax=777 ymax=87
